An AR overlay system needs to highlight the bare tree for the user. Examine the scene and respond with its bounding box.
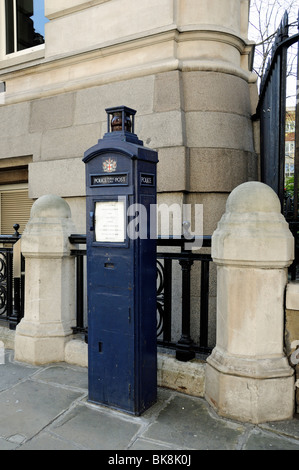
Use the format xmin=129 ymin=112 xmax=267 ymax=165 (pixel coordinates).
xmin=249 ymin=0 xmax=298 ymax=81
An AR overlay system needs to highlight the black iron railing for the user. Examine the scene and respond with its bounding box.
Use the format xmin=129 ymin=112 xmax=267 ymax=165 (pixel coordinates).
xmin=256 ymin=12 xmax=299 ymax=208
xmin=254 ymin=10 xmax=299 ymax=277
xmin=156 ymin=236 xmax=213 ymax=361
xmin=69 ymin=234 xmax=214 ymax=361
xmin=69 ymin=234 xmax=87 ymax=341
xmin=0 ymin=224 xmax=24 ymax=330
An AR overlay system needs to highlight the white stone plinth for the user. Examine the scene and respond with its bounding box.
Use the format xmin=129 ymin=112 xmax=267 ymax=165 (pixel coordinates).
xmin=205 ymin=182 xmax=295 ymax=423
xmin=15 ymin=195 xmax=76 ymax=365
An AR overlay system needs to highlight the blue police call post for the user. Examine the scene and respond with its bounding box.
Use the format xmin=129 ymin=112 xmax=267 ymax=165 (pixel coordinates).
xmin=83 ymin=106 xmax=158 ymax=415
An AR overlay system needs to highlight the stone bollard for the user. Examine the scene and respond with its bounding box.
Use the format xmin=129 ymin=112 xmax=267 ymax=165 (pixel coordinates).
xmin=14 ymin=195 xmax=76 ymax=365
xmin=205 ymin=182 xmax=295 ymax=423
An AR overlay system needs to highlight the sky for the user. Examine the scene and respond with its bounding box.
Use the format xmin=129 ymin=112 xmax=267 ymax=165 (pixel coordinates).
xmin=249 ymin=0 xmax=299 ymax=47
xmin=248 ymin=0 xmax=299 ymax=104
xmin=30 ymin=0 xmax=49 ymax=37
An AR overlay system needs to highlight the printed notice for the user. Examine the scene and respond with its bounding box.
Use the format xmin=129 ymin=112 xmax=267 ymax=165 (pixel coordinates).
xmin=95 ymin=201 xmax=125 ymax=243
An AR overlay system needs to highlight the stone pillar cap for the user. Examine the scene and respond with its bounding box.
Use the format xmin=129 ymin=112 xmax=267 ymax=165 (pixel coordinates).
xmin=30 ymin=194 xmax=72 ymax=219
xmin=226 ymin=181 xmax=281 ymax=214
xmin=212 ymin=182 xmax=294 ymax=267
xmin=21 ymin=194 xmax=75 ymax=258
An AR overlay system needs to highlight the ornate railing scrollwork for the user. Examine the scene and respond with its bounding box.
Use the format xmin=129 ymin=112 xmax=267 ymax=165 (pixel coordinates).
xmin=156 ymin=260 xmax=165 ymax=338
xmin=0 ymin=226 xmax=23 ymax=328
xmin=0 ymin=252 xmax=9 ymax=317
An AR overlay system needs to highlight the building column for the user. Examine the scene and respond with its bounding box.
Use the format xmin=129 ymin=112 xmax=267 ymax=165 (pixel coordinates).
xmin=14 ymin=195 xmax=76 ymax=365
xmin=205 ymin=181 xmax=295 ymax=423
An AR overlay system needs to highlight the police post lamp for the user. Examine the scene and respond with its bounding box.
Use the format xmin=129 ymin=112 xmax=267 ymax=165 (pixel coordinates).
xmin=83 ymin=106 xmax=158 ymax=415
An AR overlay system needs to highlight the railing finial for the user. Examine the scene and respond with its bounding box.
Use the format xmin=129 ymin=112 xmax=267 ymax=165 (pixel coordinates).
xmin=13 ymin=224 xmax=20 ymax=237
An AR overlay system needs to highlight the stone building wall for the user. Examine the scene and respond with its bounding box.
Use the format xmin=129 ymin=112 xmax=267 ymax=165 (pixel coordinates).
xmin=0 ymin=0 xmax=257 ymax=233
xmin=0 ymin=0 xmax=258 ymax=348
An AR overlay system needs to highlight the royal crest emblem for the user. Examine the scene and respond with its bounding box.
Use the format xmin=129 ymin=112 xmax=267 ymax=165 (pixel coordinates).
xmin=103 ymin=158 xmax=117 ymax=173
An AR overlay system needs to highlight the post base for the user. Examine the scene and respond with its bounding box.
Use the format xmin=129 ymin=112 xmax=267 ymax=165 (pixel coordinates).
xmin=205 ymin=350 xmax=295 ymax=424
xmin=14 ymin=319 xmax=73 ymax=364
xmin=14 ymin=334 xmax=69 ymax=365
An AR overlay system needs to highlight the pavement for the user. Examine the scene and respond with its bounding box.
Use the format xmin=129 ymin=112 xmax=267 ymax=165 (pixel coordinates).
xmin=0 ymin=349 xmax=299 ymax=453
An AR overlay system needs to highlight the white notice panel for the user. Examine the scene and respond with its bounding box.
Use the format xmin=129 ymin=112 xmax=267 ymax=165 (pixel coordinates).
xmin=95 ymin=201 xmax=125 ymax=243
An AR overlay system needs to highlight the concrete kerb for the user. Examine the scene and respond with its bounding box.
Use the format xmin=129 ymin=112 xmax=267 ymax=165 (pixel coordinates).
xmin=0 ymin=329 xmax=206 ymax=399
xmin=64 ymin=338 xmax=207 ymax=398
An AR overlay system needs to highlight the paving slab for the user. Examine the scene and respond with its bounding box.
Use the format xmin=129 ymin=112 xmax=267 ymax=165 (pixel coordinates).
xmin=0 ymin=379 xmax=83 ymax=441
xmin=0 ymin=352 xmax=39 ymax=392
xmin=260 ymin=417 xmax=299 ymax=441
xmin=0 ymin=353 xmax=298 ymax=451
xmin=143 ymin=395 xmax=246 ymax=450
xmin=19 ymin=431 xmax=84 ymax=450
xmin=49 ymin=402 xmax=142 ymax=450
xmin=0 ymin=437 xmax=18 ymax=450
xmin=33 ymin=364 xmax=88 ymax=391
xmin=129 ymin=438 xmax=180 ymax=450
xmin=244 ymin=428 xmax=299 ymax=450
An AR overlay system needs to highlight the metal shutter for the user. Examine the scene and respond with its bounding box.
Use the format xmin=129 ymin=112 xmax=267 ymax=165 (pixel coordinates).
xmin=0 ymin=190 xmax=33 ymax=234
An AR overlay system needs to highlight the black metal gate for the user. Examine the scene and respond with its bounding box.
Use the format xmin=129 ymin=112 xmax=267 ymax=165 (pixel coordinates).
xmin=255 ymin=11 xmax=299 ymax=277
